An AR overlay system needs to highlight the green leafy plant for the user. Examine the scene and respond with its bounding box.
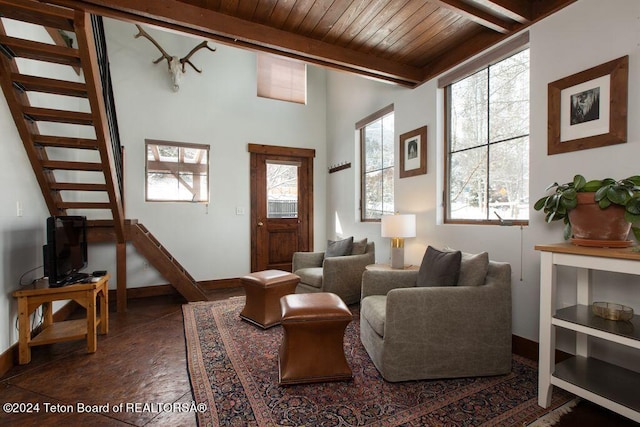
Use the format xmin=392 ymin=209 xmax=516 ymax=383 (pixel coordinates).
xmin=534 ymin=174 xmax=640 ymax=240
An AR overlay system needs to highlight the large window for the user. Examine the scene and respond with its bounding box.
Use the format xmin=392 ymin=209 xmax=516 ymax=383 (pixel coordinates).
xmin=145 ymin=140 xmax=209 ymax=202
xmin=358 ymin=105 xmax=394 ymax=221
xmin=445 ymin=47 xmax=529 ymax=224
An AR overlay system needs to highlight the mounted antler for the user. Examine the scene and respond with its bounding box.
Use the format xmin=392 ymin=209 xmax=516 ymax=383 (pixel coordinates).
xmin=180 ymin=41 xmax=216 ymax=73
xmin=134 ymin=24 xmax=216 ymax=91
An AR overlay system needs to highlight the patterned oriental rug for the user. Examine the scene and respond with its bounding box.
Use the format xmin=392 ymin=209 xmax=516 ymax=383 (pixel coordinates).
xmin=182 ymin=297 xmax=573 ymax=427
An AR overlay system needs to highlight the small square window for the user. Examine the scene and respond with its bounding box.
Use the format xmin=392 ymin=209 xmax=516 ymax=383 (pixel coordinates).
xmin=145 ymin=140 xmax=209 ymax=202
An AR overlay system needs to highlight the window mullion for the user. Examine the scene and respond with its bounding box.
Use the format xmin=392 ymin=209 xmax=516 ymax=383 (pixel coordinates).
xmin=486 ymin=66 xmax=491 ymax=221
xmin=382 ymin=119 xmax=387 ymax=215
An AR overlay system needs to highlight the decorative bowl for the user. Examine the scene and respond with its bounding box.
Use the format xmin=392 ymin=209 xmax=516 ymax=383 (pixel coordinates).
xmin=592 ymin=302 xmax=634 ymax=321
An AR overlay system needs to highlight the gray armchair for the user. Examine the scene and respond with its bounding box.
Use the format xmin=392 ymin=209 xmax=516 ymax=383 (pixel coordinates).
xmin=360 ymin=260 xmax=512 ymax=382
xmin=292 ymin=242 xmax=375 ymax=305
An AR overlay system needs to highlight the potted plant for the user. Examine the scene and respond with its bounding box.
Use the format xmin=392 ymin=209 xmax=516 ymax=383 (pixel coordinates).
xmin=534 ymin=174 xmax=640 ymax=246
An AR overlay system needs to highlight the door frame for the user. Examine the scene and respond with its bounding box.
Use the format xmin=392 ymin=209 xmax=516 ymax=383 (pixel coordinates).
xmin=248 ymin=143 xmax=315 ymax=272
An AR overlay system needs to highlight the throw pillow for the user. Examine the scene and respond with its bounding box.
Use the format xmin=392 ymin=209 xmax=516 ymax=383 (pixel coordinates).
xmin=325 ymin=236 xmax=354 ymax=257
xmin=351 ymin=238 xmax=368 ymax=255
xmin=416 ymin=246 xmax=461 ymax=287
xmin=458 ymin=251 xmax=489 ymax=287
xmin=443 ymin=247 xmax=490 ymax=287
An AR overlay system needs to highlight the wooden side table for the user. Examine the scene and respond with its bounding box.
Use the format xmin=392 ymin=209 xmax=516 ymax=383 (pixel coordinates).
xmin=535 ymin=243 xmax=640 ymax=422
xmin=12 ymin=274 xmax=109 ymax=364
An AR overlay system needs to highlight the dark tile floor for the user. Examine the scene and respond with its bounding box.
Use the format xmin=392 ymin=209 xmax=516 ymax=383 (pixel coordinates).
xmin=1 ymin=288 xmax=636 ymax=426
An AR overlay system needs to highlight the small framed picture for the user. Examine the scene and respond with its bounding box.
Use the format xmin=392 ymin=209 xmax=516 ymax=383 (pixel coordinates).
xmin=399 ymin=126 xmax=427 ymax=178
xmin=548 ymin=56 xmax=628 ymax=155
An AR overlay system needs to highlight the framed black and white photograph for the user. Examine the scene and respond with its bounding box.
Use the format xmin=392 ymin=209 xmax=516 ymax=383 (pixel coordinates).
xmin=548 ymin=56 xmax=628 ymax=155
xmin=399 ymin=126 xmax=427 ymax=178
xmin=570 ymin=87 xmax=600 ymax=125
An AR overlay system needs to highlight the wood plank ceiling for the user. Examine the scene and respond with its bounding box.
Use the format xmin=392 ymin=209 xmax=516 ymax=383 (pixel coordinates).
xmin=44 ymin=0 xmax=576 ymax=87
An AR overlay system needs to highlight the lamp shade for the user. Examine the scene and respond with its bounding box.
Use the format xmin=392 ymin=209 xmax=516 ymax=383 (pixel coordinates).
xmin=381 ymin=214 xmax=416 ymax=238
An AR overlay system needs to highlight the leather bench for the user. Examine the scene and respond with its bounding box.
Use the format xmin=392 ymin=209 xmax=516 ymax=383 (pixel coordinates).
xmin=239 ymin=270 xmax=300 ymax=328
xmin=278 ymin=292 xmax=353 ymax=385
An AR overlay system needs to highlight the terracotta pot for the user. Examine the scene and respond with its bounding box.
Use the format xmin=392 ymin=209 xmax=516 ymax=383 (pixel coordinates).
xmin=568 ymin=192 xmax=632 ymax=247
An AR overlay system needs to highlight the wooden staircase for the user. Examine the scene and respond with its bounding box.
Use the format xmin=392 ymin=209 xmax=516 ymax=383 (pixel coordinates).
xmin=0 ymin=0 xmax=125 ymax=240
xmin=0 ymin=0 xmax=208 ymax=303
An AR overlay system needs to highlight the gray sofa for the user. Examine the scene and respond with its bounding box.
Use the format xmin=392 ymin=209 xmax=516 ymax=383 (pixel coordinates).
xmin=360 ymin=260 xmax=512 ymax=382
xmin=292 ymin=242 xmax=375 ymax=305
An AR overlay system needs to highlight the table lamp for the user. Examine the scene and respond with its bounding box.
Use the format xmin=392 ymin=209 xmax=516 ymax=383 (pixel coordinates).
xmin=381 ymin=214 xmax=416 ymax=269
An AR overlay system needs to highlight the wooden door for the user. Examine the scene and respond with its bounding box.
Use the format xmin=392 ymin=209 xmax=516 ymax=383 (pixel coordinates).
xmin=249 ymin=144 xmax=315 ymax=272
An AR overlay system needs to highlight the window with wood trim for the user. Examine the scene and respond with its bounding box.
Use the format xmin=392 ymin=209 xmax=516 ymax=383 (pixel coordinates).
xmin=358 ymin=105 xmax=394 ymax=221
xmin=444 ymin=46 xmax=530 ymax=224
xmin=145 ymin=140 xmax=209 ymax=202
xmin=257 ymin=53 xmax=306 ymax=104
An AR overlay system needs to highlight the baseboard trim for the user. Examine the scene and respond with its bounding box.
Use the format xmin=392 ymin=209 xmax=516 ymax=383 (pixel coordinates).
xmin=107 ymin=278 xmax=242 ymax=301
xmin=199 ymin=278 xmax=242 ymax=289
xmin=108 ymin=284 xmax=178 ymax=301
xmin=513 ymin=335 xmax=539 ymax=361
xmin=512 ymin=334 xmax=572 ymax=362
xmin=0 ymin=346 xmax=12 ymax=379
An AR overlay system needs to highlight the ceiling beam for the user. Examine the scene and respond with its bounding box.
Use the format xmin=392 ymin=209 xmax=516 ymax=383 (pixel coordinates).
xmin=421 ymin=29 xmax=504 ymax=82
xmin=43 ymin=0 xmax=424 ymax=86
xmin=419 ymin=0 xmax=577 ymax=84
xmin=430 ymin=0 xmax=515 ymax=33
xmin=480 ymin=0 xmax=532 ymax=23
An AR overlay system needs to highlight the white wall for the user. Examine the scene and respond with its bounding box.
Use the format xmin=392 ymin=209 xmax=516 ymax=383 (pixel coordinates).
xmin=326 ymin=0 xmax=640 ymax=364
xmin=97 ymin=18 xmax=327 ymax=286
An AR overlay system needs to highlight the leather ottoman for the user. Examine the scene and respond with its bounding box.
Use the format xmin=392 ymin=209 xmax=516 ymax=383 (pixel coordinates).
xmin=239 ymin=270 xmax=300 ymax=328
xmin=278 ymin=292 xmax=353 ymax=385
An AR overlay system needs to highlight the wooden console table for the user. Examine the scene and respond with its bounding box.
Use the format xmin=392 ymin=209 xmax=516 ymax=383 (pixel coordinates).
xmin=535 ymin=243 xmax=640 ymax=422
xmin=12 ymin=274 xmax=109 ymax=364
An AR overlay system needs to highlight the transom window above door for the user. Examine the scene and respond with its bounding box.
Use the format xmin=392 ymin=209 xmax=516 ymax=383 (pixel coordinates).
xmin=145 ymin=139 xmax=209 ymax=202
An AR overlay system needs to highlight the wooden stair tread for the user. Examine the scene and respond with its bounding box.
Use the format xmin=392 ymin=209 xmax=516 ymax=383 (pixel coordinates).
xmin=87 ymin=219 xmax=132 ymax=227
xmin=57 ymin=202 xmax=113 ymax=209
xmin=0 ymin=34 xmax=80 ymax=66
xmin=23 ymin=106 xmax=93 ymax=125
xmin=50 ymin=182 xmax=107 ymax=191
xmin=0 ymin=0 xmax=75 ymax=31
xmin=41 ymin=159 xmax=103 ymax=171
xmin=12 ymin=73 xmax=88 ymax=98
xmin=87 ymin=219 xmax=113 ymax=226
xmin=32 ymin=135 xmax=98 ymax=149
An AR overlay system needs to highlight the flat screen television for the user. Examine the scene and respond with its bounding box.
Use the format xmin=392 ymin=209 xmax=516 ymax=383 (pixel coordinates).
xmin=44 ymin=215 xmax=88 ymax=287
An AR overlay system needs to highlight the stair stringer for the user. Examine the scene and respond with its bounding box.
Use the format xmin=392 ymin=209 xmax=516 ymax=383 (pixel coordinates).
xmin=127 ymin=223 xmax=208 ymax=302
